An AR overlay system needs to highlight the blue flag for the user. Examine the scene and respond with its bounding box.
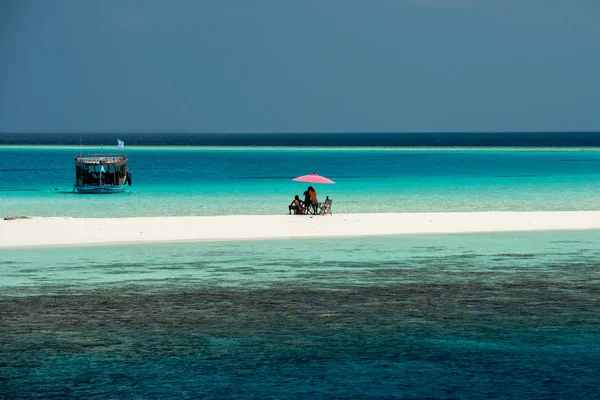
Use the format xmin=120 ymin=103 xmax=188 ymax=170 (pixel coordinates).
xmin=117 ymin=139 xmax=124 ymax=148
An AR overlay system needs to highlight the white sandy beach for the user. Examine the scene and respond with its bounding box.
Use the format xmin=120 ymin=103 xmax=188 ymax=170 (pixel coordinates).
xmin=2 ymin=211 xmax=600 ymax=248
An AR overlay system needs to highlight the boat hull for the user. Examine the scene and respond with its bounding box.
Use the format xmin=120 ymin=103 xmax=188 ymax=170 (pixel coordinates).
xmin=74 ymin=185 xmax=128 ymax=194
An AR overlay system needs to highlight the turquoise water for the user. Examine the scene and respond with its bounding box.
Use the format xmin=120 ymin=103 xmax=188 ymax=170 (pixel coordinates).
xmin=1 ymin=146 xmax=600 ymax=217
xmin=2 ymin=232 xmax=600 ymax=398
xmin=3 ymin=145 xmax=600 ymax=398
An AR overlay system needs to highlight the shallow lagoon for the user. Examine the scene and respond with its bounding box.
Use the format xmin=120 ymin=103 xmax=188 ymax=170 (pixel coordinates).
xmin=2 ymin=147 xmax=600 ymax=217
xmin=2 ymin=232 xmax=600 ymax=398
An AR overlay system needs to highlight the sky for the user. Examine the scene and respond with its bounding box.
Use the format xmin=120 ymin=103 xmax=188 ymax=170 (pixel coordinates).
xmin=0 ymin=0 xmax=599 ymax=133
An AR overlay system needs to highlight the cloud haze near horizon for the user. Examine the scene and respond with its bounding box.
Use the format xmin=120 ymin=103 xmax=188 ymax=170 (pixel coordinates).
xmin=0 ymin=0 xmax=599 ymax=133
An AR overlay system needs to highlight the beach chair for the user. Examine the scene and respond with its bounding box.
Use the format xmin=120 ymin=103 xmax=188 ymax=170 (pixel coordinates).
xmin=301 ymin=200 xmax=321 ymax=215
xmin=319 ymin=198 xmax=332 ymax=215
xmin=303 ymin=203 xmax=315 ymax=215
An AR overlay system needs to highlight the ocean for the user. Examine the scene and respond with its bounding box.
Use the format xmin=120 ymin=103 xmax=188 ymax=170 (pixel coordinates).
xmin=2 ymin=133 xmax=600 ymax=398
xmin=2 ymin=133 xmax=600 ymax=217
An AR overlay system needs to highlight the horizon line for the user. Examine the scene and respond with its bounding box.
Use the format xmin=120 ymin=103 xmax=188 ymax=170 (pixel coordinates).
xmin=2 ymin=130 xmax=600 ymax=135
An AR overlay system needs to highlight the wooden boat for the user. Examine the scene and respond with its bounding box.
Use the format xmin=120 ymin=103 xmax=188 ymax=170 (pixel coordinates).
xmin=74 ymin=153 xmax=132 ymax=194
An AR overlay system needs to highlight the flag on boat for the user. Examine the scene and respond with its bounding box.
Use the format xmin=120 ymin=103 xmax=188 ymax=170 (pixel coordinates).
xmin=117 ymin=139 xmax=124 ymax=148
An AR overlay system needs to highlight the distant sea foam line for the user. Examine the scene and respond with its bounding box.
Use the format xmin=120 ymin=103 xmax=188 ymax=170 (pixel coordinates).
xmin=2 ymin=145 xmax=600 ymax=152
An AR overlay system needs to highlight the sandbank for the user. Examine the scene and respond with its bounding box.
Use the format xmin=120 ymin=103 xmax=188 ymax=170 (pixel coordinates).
xmin=2 ymin=211 xmax=600 ymax=249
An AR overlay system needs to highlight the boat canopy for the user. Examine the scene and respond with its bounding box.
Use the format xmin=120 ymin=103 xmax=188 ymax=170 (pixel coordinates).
xmin=74 ymin=154 xmax=128 ymax=167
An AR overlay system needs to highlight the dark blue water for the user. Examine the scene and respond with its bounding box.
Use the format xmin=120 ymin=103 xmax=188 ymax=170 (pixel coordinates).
xmin=2 ymin=131 xmax=600 ymax=147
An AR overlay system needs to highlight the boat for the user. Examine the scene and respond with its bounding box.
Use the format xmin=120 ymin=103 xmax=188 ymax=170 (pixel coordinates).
xmin=74 ymin=153 xmax=132 ymax=194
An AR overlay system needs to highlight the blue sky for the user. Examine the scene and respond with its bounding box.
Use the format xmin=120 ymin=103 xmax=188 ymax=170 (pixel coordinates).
xmin=1 ymin=0 xmax=599 ymax=133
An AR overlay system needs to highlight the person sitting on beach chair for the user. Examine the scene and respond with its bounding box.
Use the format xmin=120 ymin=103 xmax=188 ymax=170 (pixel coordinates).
xmin=288 ymin=195 xmax=304 ymax=215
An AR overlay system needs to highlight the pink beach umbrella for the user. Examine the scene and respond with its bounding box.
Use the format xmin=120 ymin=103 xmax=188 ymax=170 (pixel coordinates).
xmin=292 ymin=173 xmax=335 ymax=184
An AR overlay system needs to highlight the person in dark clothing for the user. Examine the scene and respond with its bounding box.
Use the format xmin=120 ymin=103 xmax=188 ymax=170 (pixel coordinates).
xmin=303 ymin=189 xmax=312 ymax=210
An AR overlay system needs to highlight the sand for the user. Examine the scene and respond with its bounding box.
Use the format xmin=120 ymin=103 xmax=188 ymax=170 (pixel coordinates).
xmin=2 ymin=211 xmax=600 ymax=248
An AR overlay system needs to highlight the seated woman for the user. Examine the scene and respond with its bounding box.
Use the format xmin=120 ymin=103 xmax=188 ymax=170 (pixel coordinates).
xmin=289 ymin=195 xmax=304 ymax=215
